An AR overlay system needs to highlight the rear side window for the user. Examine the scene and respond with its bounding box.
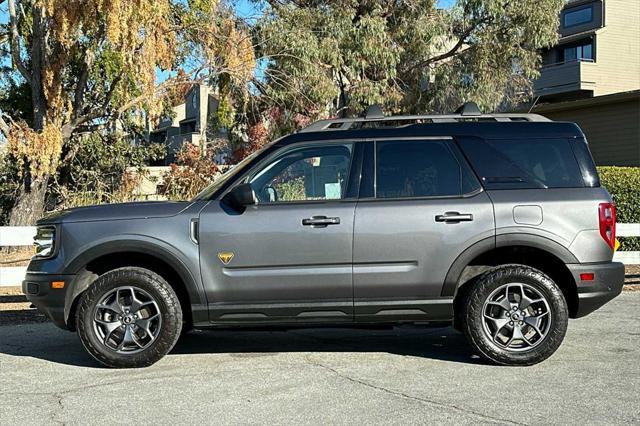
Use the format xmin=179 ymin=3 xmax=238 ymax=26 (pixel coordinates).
xmin=457 ymin=138 xmax=585 ymax=189
xmin=375 ymin=140 xmax=477 ymax=198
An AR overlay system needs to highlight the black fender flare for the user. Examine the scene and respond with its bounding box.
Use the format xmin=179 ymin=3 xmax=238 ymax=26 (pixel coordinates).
xmin=441 ymin=233 xmax=578 ymax=297
xmin=62 ymin=238 xmax=206 ymax=326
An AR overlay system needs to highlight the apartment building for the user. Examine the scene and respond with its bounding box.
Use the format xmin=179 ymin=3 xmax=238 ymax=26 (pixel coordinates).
xmin=532 ymin=0 xmax=639 ymax=166
xmin=149 ymin=84 xmax=228 ymax=164
xmin=535 ymin=0 xmax=639 ymax=100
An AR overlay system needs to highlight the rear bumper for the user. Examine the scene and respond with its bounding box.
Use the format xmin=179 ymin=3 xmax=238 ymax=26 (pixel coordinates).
xmin=567 ymin=262 xmax=625 ymax=318
xmin=22 ymin=272 xmax=76 ymax=329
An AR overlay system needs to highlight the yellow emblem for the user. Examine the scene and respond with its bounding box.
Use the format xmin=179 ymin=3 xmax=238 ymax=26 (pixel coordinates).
xmin=218 ymin=251 xmax=234 ymax=265
xmin=614 ymin=238 xmax=620 ymax=252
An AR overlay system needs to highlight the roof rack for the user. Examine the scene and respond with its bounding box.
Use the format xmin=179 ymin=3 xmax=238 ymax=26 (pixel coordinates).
xmin=299 ymin=102 xmax=550 ymax=133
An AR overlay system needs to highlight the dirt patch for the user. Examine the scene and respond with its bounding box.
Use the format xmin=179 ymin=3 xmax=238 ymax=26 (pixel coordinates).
xmin=0 ymin=286 xmax=49 ymax=326
xmin=625 ymin=264 xmax=640 ymax=285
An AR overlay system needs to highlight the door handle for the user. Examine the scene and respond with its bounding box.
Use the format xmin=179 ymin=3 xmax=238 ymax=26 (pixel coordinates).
xmin=302 ymin=216 xmax=341 ymax=227
xmin=435 ymin=212 xmax=474 ymax=223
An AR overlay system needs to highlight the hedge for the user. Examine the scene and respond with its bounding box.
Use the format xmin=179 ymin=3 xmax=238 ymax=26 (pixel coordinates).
xmin=597 ymin=166 xmax=640 ymax=251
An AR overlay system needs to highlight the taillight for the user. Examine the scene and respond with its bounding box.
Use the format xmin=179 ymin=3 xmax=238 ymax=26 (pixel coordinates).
xmin=598 ymin=203 xmax=616 ymax=250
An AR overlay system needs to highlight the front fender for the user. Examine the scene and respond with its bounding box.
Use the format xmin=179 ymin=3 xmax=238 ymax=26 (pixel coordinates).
xmin=62 ymin=235 xmax=206 ymax=326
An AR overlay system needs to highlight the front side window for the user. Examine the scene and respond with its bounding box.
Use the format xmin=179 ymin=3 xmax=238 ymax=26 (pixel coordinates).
xmin=376 ymin=140 xmax=470 ymax=198
xmin=563 ymin=5 xmax=593 ymax=27
xmin=250 ymin=144 xmax=353 ymax=203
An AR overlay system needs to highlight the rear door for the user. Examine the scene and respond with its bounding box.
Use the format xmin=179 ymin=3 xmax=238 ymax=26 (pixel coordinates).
xmin=353 ymin=138 xmax=495 ymax=322
xmin=198 ymin=141 xmax=362 ymax=323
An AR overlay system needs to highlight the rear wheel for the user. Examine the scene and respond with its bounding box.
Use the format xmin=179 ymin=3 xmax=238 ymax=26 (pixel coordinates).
xmin=76 ymin=267 xmax=182 ymax=368
xmin=461 ymin=265 xmax=568 ymax=366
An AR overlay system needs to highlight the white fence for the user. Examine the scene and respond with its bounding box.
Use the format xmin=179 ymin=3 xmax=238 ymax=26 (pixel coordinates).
xmin=1 ymin=225 xmax=639 ymax=287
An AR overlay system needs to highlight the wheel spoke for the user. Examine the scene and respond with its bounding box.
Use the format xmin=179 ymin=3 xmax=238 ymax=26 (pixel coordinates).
xmin=97 ymin=299 xmax=122 ymax=315
xmin=524 ymin=311 xmax=548 ymax=338
xmin=505 ymin=324 xmax=524 ymax=348
xmin=118 ymin=326 xmax=136 ymax=350
xmin=488 ymin=297 xmax=511 ymax=312
xmin=97 ymin=319 xmax=122 ymax=346
xmin=129 ymin=291 xmax=153 ymax=313
xmin=135 ymin=314 xmax=159 ymax=340
xmin=483 ymin=315 xmax=510 ymax=341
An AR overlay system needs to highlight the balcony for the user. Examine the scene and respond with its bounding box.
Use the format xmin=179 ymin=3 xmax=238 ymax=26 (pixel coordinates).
xmin=534 ymin=59 xmax=599 ymax=99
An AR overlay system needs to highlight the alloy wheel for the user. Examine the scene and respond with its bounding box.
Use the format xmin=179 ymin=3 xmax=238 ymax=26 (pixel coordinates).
xmin=481 ymin=283 xmax=552 ymax=352
xmin=93 ymin=286 xmax=162 ymax=354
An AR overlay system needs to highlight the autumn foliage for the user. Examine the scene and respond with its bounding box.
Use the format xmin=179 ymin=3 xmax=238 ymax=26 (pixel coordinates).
xmin=161 ymin=144 xmax=219 ymax=200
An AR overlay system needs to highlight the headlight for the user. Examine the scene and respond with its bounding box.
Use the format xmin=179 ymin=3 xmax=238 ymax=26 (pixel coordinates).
xmin=34 ymin=226 xmax=56 ymax=258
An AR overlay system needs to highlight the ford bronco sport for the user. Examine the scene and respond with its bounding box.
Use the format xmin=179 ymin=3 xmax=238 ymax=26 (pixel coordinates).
xmin=24 ymin=103 xmax=625 ymax=368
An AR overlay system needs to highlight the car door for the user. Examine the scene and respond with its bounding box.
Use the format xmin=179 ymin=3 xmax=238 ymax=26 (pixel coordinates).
xmin=198 ymin=141 xmax=361 ymax=324
xmin=353 ymin=138 xmax=495 ymax=322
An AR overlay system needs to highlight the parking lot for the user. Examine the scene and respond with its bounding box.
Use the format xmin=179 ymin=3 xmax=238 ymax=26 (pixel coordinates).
xmin=1 ymin=291 xmax=639 ymax=425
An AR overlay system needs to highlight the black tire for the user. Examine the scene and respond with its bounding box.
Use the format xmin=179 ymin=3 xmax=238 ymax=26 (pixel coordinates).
xmin=76 ymin=267 xmax=183 ymax=368
xmin=460 ymin=264 xmax=568 ymax=366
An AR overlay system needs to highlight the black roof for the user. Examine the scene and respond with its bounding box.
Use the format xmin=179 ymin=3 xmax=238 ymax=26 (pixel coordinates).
xmin=276 ymin=121 xmax=584 ymax=147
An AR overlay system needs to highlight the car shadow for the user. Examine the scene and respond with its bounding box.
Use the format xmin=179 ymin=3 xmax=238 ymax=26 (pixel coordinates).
xmin=0 ymin=321 xmax=483 ymax=368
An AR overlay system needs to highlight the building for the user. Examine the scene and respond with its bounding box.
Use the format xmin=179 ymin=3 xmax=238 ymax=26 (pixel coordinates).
xmin=535 ymin=0 xmax=639 ymax=101
xmin=532 ymin=0 xmax=640 ymax=166
xmin=149 ymin=84 xmax=229 ymax=164
xmin=534 ymin=90 xmax=639 ymax=166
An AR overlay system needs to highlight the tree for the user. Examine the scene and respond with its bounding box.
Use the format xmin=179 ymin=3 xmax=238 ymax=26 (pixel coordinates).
xmin=255 ymin=0 xmax=563 ymax=121
xmin=0 ymin=0 xmax=255 ymax=224
xmin=160 ymin=143 xmax=219 ymax=200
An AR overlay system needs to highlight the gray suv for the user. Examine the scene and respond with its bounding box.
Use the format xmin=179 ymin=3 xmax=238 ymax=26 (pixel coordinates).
xmin=24 ymin=103 xmax=625 ymax=368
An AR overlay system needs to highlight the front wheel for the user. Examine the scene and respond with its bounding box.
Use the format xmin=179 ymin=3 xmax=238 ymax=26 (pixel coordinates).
xmin=76 ymin=267 xmax=183 ymax=368
xmin=461 ymin=265 xmax=568 ymax=366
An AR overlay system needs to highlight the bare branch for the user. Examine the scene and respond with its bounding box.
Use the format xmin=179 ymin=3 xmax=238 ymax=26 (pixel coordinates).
xmin=7 ymin=0 xmax=31 ymax=83
xmin=72 ymin=51 xmax=94 ymax=120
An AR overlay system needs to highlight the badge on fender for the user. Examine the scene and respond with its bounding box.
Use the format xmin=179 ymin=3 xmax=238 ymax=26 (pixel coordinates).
xmin=218 ymin=251 xmax=234 ymax=265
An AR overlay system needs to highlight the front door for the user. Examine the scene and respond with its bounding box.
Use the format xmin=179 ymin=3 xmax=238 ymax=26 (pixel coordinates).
xmin=198 ymin=142 xmax=359 ymax=324
xmin=353 ymin=138 xmax=495 ymax=322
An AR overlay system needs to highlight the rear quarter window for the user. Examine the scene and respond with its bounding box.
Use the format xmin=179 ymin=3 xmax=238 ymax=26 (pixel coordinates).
xmin=457 ymin=137 xmax=585 ymax=189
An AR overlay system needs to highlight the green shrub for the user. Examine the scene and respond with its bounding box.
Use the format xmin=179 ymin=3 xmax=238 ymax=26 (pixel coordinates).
xmin=598 ymin=167 xmax=640 ymax=251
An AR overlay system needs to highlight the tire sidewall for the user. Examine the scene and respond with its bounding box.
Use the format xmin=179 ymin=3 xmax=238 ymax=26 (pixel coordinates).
xmin=464 ymin=265 xmax=568 ymax=366
xmin=76 ymin=267 xmax=182 ymax=368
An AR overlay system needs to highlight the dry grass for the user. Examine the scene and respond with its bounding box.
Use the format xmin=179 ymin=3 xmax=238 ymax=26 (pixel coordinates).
xmin=1 ymin=248 xmax=33 ymax=266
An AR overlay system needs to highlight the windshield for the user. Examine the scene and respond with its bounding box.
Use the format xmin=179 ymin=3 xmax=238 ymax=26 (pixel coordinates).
xmin=191 ymin=144 xmax=272 ymax=201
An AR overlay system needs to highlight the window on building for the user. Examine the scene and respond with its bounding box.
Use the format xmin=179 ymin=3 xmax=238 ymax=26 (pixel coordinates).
xmin=149 ymin=131 xmax=167 ymax=144
xmin=563 ymin=5 xmax=593 ymax=28
xmin=180 ymin=119 xmax=196 ymax=134
xmin=562 ymin=40 xmax=594 ymax=62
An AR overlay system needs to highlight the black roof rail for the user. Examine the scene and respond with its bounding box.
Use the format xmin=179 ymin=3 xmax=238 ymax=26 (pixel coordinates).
xmin=299 ymin=101 xmax=550 ymax=133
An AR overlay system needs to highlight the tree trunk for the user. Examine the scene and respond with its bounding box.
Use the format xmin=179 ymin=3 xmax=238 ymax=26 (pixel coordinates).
xmin=8 ymin=175 xmax=49 ymax=226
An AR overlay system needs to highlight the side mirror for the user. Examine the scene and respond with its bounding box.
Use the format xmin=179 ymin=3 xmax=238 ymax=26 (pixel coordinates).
xmin=223 ymin=183 xmax=256 ymax=210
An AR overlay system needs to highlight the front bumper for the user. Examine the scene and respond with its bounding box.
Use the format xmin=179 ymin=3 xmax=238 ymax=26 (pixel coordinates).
xmin=567 ymin=261 xmax=625 ymax=318
xmin=23 ymin=272 xmax=76 ymax=329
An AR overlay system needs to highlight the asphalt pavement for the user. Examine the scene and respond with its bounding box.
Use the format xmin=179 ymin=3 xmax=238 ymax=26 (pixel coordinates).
xmin=1 ymin=293 xmax=639 ymax=425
